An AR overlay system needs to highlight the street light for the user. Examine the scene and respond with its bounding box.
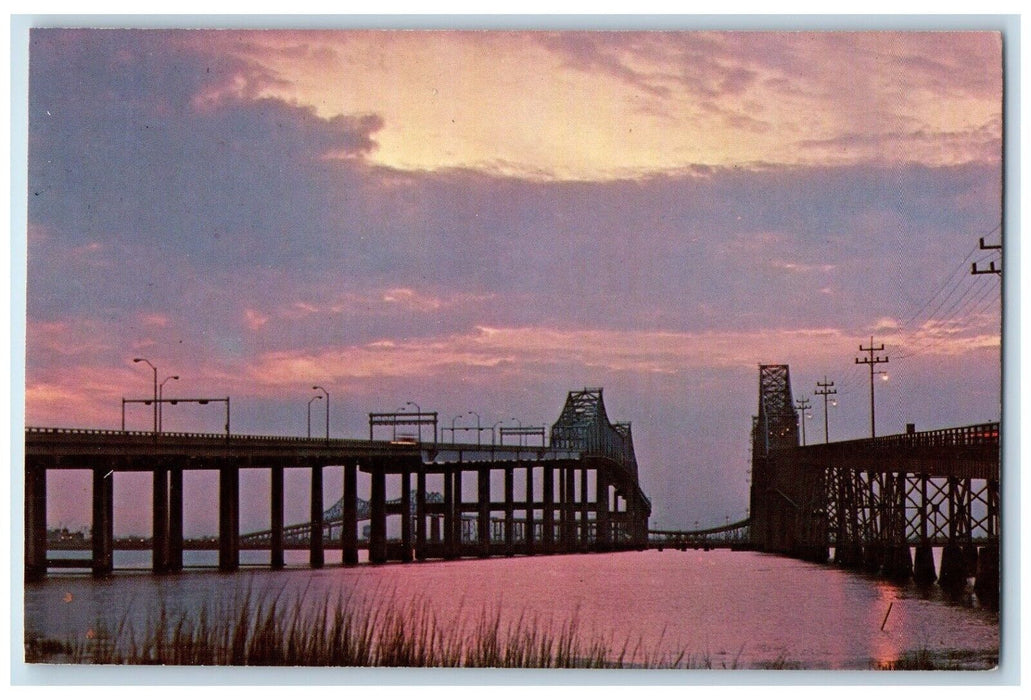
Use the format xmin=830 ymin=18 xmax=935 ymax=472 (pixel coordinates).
xmin=312 ymin=385 xmax=329 ymax=440
xmin=158 ymin=375 xmax=179 ymax=432
xmin=133 ymin=358 xmax=157 ymax=433
xmin=491 ymin=420 xmax=505 ymax=446
xmin=406 ymin=401 xmax=421 ymax=442
xmin=307 ymin=395 xmax=323 ymax=438
xmin=450 ymin=414 xmax=463 ymax=444
xmin=468 ymin=411 xmax=482 ymax=447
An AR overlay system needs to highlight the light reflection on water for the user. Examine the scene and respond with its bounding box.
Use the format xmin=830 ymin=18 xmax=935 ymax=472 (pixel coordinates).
xmin=24 ymin=549 xmax=999 ymax=670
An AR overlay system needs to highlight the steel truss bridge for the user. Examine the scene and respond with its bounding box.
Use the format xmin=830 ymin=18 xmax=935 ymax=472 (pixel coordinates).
xmin=748 ymin=364 xmax=1000 ymax=608
xmin=25 ymin=388 xmax=651 ymax=579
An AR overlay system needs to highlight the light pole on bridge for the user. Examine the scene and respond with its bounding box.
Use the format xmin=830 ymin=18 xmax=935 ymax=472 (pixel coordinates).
xmin=133 ymin=358 xmax=158 ymax=434
xmin=159 ymin=375 xmax=179 ymax=433
xmin=312 ymin=385 xmax=329 ymax=440
xmin=468 ymin=411 xmax=482 ymax=447
xmin=307 ymin=394 xmax=323 ymax=438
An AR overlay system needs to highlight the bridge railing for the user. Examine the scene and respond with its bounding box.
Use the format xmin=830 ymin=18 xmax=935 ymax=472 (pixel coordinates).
xmin=24 ymin=426 xmax=387 ymax=445
xmin=804 ymin=422 xmax=999 ymax=452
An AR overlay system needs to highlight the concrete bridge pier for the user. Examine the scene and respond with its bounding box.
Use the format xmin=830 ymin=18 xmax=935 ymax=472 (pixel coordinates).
xmin=91 ymin=466 xmax=114 ymax=576
xmin=443 ymin=465 xmax=456 ymax=559
xmin=310 ymin=462 xmax=325 ymax=569
xmin=938 ymin=541 xmax=967 ymax=592
xmin=477 ymin=466 xmax=490 ymax=557
xmin=834 ymin=542 xmax=863 ymax=568
xmin=962 ymin=544 xmax=979 ymax=578
xmin=595 ymin=472 xmax=609 ymax=551
xmin=342 ymin=459 xmax=358 ymax=565
xmin=542 ymin=465 xmax=555 ymax=554
xmin=369 ymin=467 xmax=387 ymax=564
xmin=218 ymin=463 xmax=240 ymax=572
xmin=270 ymin=465 xmax=285 ymax=569
xmin=579 ymin=468 xmax=590 ymax=552
xmin=913 ymin=544 xmax=936 ymax=586
xmin=400 ymin=469 xmax=413 ymax=562
xmin=25 ymin=459 xmax=48 ymax=582
xmin=974 ymin=544 xmax=999 ymax=611
xmin=415 ymin=470 xmax=427 ymax=560
xmin=882 ymin=544 xmax=913 ymax=581
xmin=152 ymin=466 xmax=170 ymax=574
xmin=524 ymin=463 xmax=535 ymax=556
xmin=563 ymin=466 xmax=576 ymax=552
xmin=504 ymin=465 xmax=515 ymax=556
xmin=169 ymin=467 xmax=184 ymax=572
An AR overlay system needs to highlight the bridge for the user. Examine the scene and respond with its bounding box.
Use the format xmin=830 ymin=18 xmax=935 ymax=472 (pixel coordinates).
xmin=24 ymin=388 xmax=651 ymax=580
xmin=747 ymin=364 xmax=1000 ymax=608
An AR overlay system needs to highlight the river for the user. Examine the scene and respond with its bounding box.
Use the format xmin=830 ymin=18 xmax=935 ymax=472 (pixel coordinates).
xmin=22 ymin=549 xmax=999 ymax=671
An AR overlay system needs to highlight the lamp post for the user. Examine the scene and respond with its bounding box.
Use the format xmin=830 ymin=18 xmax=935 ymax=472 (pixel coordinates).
xmin=406 ymin=401 xmax=421 ymax=442
xmin=468 ymin=411 xmax=482 ymax=447
xmin=158 ymin=375 xmax=179 ymax=433
xmin=450 ymin=414 xmax=463 ymax=444
xmin=491 ymin=420 xmax=505 ymax=446
xmin=133 ymin=358 xmax=157 ymax=434
xmin=312 ymin=386 xmax=329 ymax=439
xmin=307 ymin=395 xmax=323 ymax=438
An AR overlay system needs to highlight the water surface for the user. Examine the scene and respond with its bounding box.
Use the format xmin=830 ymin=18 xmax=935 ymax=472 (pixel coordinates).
xmin=24 ymin=550 xmax=999 ymax=669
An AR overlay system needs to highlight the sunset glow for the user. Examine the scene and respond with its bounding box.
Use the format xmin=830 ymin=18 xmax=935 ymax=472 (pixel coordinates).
xmin=24 ymin=28 xmax=1003 ymax=531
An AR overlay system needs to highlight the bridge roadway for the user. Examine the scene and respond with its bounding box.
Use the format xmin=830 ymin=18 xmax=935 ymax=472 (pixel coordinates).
xmin=748 ymin=365 xmax=1001 ymax=608
xmin=25 ymin=391 xmax=652 ymax=580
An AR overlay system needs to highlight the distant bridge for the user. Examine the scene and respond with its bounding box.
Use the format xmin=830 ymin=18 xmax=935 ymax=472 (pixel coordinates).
xmin=748 ymin=364 xmax=1000 ymax=608
xmin=25 ymin=388 xmax=651 ymax=579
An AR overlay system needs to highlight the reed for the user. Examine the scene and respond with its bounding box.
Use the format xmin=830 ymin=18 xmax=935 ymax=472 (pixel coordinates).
xmin=25 ymin=586 xmax=666 ymax=667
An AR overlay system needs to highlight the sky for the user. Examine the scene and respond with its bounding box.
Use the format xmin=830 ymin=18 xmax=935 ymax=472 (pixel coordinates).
xmin=22 ymin=28 xmax=1003 ymax=536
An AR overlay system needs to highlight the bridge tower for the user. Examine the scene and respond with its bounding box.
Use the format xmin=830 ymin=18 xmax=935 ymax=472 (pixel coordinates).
xmin=749 ymin=365 xmax=827 ymax=557
xmin=551 ymin=388 xmax=650 ymax=549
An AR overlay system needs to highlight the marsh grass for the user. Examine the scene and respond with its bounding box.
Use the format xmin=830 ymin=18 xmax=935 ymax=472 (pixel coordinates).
xmin=25 ymin=585 xmax=689 ymax=668
xmin=25 ymin=586 xmax=989 ymax=670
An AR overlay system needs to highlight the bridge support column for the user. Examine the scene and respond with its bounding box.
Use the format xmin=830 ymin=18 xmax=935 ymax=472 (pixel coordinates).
xmin=477 ymin=467 xmax=490 ymax=558
xmin=370 ymin=467 xmax=387 ymax=564
xmin=400 ymin=469 xmax=413 ymax=562
xmin=25 ymin=458 xmax=48 ymax=582
xmin=169 ymin=467 xmax=184 ymax=573
xmin=219 ymin=464 xmax=239 ymax=572
xmin=342 ymin=460 xmax=358 ymax=566
xmin=580 ymin=467 xmax=589 ymax=552
xmin=271 ymin=466 xmax=285 ymax=569
xmin=939 ymin=477 xmax=966 ymax=592
xmin=415 ymin=469 xmax=427 ymax=560
xmin=310 ymin=462 xmax=325 ymax=569
xmin=914 ymin=545 xmax=936 ymax=586
xmin=542 ymin=466 xmax=555 ymax=554
xmin=152 ymin=466 xmax=170 ymax=574
xmin=974 ymin=543 xmax=999 ymax=611
xmin=443 ymin=466 xmax=456 ymax=559
xmin=91 ymin=466 xmax=114 ymax=576
xmin=595 ymin=470 xmax=609 ymax=552
xmin=939 ymin=542 xmax=966 ymax=592
xmin=913 ymin=475 xmax=935 ymax=586
xmin=524 ymin=464 xmax=535 ymax=556
xmin=563 ymin=466 xmax=576 ymax=552
xmin=504 ymin=466 xmax=514 ymax=556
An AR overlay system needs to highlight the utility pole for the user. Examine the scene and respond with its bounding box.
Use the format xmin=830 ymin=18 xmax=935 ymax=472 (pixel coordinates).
xmin=795 ymin=396 xmax=811 ymax=446
xmin=971 ymin=237 xmax=1002 ymax=276
xmin=814 ymin=377 xmax=837 ymax=444
xmin=855 ymin=337 xmax=889 ymax=438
